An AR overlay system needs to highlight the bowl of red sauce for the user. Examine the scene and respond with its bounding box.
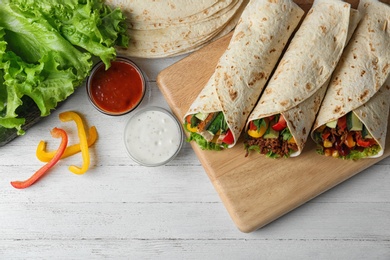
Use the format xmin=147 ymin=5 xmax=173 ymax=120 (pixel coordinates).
xmin=86 ymin=57 xmax=146 ymax=116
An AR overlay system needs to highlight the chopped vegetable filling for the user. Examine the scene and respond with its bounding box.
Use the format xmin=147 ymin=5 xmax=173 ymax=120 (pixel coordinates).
xmin=244 ymin=114 xmax=298 ymax=158
xmin=184 ymin=111 xmax=233 ymax=150
xmin=313 ymin=112 xmax=379 ymax=159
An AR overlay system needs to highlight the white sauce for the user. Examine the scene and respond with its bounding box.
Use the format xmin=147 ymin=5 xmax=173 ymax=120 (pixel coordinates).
xmin=124 ymin=108 xmax=182 ymax=166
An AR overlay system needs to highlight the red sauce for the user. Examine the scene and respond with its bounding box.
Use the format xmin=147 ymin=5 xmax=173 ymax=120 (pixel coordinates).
xmin=89 ymin=60 xmax=144 ymax=115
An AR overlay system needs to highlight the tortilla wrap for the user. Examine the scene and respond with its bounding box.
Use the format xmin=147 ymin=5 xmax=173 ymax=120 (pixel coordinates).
xmin=106 ymin=0 xmax=249 ymax=58
xmin=311 ymin=0 xmax=390 ymax=159
xmin=106 ymin=0 xmax=240 ymax=30
xmin=183 ymin=0 xmax=304 ymax=150
xmin=245 ymin=0 xmax=360 ymax=158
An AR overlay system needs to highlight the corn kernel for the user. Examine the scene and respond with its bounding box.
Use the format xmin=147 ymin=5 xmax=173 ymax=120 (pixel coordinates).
xmin=323 ymin=139 xmax=333 ymax=148
xmin=324 ymin=149 xmax=332 ymax=157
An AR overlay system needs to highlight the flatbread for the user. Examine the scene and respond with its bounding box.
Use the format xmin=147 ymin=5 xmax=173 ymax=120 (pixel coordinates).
xmin=106 ymin=0 xmax=249 ymax=58
xmin=246 ymin=0 xmax=360 ymax=157
xmin=106 ymin=0 xmax=238 ymax=29
xmin=184 ymin=0 xmax=304 ymax=148
xmin=311 ymin=0 xmax=390 ymax=158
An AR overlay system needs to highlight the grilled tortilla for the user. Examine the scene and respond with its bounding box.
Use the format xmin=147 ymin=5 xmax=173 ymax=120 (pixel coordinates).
xmin=183 ymin=0 xmax=304 ymax=150
xmin=244 ymin=0 xmax=360 ymax=158
xmin=311 ymin=0 xmax=390 ymax=159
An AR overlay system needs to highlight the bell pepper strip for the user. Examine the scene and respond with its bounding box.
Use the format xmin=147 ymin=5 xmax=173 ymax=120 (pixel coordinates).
xmin=344 ymin=132 xmax=356 ymax=148
xmin=36 ymin=126 xmax=98 ymax=162
xmin=271 ymin=114 xmax=287 ymax=131
xmin=186 ymin=115 xmax=192 ymax=124
xmin=248 ymin=118 xmax=269 ymax=138
xmin=10 ymin=128 xmax=68 ymax=189
xmin=356 ymin=138 xmax=372 ymax=147
xmin=222 ymin=129 xmax=234 ymax=145
xmin=322 ymin=130 xmax=331 ymax=141
xmin=337 ymin=115 xmax=347 ymax=131
xmin=59 ymin=111 xmax=90 ymax=175
xmin=355 ymin=131 xmax=376 ymax=147
xmin=185 ymin=122 xmax=198 ymax=133
xmin=288 ymin=136 xmax=296 ymax=144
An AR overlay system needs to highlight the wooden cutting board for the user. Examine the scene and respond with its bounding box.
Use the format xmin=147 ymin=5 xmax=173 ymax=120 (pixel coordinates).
xmin=156 ymin=0 xmax=390 ymax=233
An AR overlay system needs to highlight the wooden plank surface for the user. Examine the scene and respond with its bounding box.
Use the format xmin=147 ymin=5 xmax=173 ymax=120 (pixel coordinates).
xmin=156 ymin=0 xmax=390 ymax=232
xmin=1 ymin=1 xmax=390 ymax=257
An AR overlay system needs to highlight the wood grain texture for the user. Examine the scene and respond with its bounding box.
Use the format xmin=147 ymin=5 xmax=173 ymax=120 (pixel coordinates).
xmin=156 ymin=0 xmax=389 ymax=232
xmin=1 ymin=1 xmax=390 ymax=258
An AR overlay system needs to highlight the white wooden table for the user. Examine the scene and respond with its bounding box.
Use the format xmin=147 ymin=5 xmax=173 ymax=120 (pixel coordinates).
xmin=0 ymin=55 xmax=389 ymax=259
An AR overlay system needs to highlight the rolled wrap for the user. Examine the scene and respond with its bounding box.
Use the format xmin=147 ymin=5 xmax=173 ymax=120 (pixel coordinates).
xmin=245 ymin=0 xmax=360 ymax=157
xmin=184 ymin=0 xmax=304 ymax=150
xmin=311 ymin=0 xmax=390 ymax=159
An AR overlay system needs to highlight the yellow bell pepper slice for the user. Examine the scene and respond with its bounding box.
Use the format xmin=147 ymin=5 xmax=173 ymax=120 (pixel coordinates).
xmin=247 ymin=118 xmax=269 ymax=138
xmin=36 ymin=126 xmax=98 ymax=162
xmin=288 ymin=136 xmax=296 ymax=144
xmin=344 ymin=132 xmax=356 ymax=148
xmin=59 ymin=111 xmax=90 ymax=175
xmin=186 ymin=123 xmax=198 ymax=133
xmin=247 ymin=129 xmax=261 ymax=138
xmin=211 ymin=130 xmax=220 ymax=143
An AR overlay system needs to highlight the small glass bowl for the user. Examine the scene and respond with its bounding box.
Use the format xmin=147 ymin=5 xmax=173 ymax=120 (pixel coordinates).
xmin=86 ymin=57 xmax=147 ymax=116
xmin=123 ymin=106 xmax=184 ymax=166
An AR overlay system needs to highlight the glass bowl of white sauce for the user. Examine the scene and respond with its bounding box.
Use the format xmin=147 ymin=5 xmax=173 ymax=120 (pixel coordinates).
xmin=124 ymin=106 xmax=184 ymax=166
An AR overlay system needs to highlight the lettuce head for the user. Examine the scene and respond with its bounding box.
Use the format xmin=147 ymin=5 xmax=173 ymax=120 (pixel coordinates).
xmin=0 ymin=0 xmax=128 ymax=134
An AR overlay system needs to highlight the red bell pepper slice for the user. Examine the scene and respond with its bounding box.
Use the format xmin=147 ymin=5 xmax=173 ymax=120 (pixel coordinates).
xmin=268 ymin=115 xmax=276 ymax=121
xmin=11 ymin=128 xmax=68 ymax=189
xmin=271 ymin=114 xmax=287 ymax=131
xmin=249 ymin=121 xmax=257 ymax=131
xmin=322 ymin=130 xmax=331 ymax=141
xmin=337 ymin=115 xmax=347 ymax=131
xmin=222 ymin=129 xmax=234 ymax=145
xmin=186 ymin=115 xmax=192 ymax=124
xmin=355 ymin=132 xmax=376 ymax=147
xmin=356 ymin=138 xmax=371 ymax=147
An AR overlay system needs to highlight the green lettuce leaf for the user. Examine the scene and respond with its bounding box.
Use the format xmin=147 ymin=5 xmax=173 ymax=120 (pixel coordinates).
xmin=281 ymin=128 xmax=293 ymax=141
xmin=345 ymin=145 xmax=381 ymax=160
xmin=316 ymin=145 xmax=381 ymax=160
xmin=0 ymin=0 xmax=128 ymax=134
xmin=0 ymin=3 xmax=92 ymax=77
xmin=186 ymin=131 xmax=227 ymax=151
xmin=9 ymin=0 xmax=128 ymax=69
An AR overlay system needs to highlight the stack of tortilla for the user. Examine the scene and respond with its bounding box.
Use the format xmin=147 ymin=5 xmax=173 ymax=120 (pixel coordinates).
xmin=245 ymin=0 xmax=361 ymax=157
xmin=311 ymin=0 xmax=390 ymax=159
xmin=183 ymin=0 xmax=304 ymax=149
xmin=105 ymin=0 xmax=249 ymax=58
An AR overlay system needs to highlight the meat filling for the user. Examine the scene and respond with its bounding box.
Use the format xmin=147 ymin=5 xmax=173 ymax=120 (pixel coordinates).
xmin=245 ymin=136 xmax=298 ymax=157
